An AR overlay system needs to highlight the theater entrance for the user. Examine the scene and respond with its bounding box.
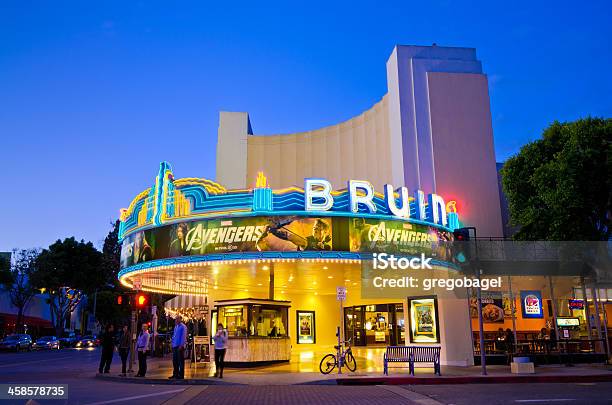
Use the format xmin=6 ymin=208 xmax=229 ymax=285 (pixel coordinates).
xmin=344 ymin=303 xmax=405 ymax=346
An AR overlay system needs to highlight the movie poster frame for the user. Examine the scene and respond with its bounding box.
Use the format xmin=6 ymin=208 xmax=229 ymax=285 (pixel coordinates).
xmin=407 ymin=295 xmax=440 ymax=343
xmin=296 ymin=310 xmax=316 ymax=344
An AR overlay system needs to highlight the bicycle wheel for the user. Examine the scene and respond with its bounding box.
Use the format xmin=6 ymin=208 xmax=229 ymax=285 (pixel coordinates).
xmin=319 ymin=353 xmax=337 ymax=374
xmin=345 ymin=352 xmax=357 ymax=372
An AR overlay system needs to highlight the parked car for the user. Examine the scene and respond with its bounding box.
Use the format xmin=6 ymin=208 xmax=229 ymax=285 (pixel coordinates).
xmin=59 ymin=332 xmax=78 ymax=348
xmin=33 ymin=336 xmax=60 ymax=350
xmin=0 ymin=334 xmax=33 ymax=351
xmin=75 ymin=335 xmax=99 ymax=348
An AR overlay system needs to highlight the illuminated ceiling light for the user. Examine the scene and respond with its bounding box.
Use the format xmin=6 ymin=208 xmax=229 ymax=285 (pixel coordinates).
xmin=188 ymin=275 xmax=193 ymax=280
xmin=328 ymin=276 xmax=333 ymax=279
xmin=244 ymin=289 xmax=249 ymax=292
xmin=352 ymin=282 xmax=357 ymax=286
xmin=262 ymin=265 xmax=269 ymax=270
xmin=314 ymin=292 xmax=318 ymax=295
xmin=323 ymin=266 xmax=328 ymax=270
xmin=313 ymin=281 xmax=317 ymax=285
xmin=257 ymin=283 xmax=263 ymax=286
xmin=281 ymin=291 xmax=285 ymax=294
xmin=213 ymin=286 xmax=218 ymax=290
xmin=345 ymin=279 xmax=350 ymax=282
xmin=213 ymin=269 xmax=219 ymax=275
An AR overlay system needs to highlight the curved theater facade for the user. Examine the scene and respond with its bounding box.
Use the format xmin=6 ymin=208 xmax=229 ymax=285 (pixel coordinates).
xmin=117 ymin=44 xmax=610 ymax=369
xmin=118 ymin=161 xmax=476 ymax=365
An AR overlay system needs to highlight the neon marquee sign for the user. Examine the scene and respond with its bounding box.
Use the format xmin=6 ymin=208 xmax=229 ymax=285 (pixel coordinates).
xmin=118 ymin=162 xmax=460 ymax=241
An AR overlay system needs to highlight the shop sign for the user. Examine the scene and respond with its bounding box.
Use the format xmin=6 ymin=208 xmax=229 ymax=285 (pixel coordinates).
xmin=469 ymin=291 xmax=504 ymax=323
xmin=520 ymin=290 xmax=543 ymax=319
xmin=556 ymin=317 xmax=580 ymax=327
xmin=568 ymin=299 xmax=584 ymax=310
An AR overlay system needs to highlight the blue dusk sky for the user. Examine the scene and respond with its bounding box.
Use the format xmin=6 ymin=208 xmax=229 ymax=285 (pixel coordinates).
xmin=1 ymin=1 xmax=610 ymax=251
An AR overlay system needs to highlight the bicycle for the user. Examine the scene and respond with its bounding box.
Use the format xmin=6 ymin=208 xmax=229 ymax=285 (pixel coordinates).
xmin=319 ymin=338 xmax=357 ymax=374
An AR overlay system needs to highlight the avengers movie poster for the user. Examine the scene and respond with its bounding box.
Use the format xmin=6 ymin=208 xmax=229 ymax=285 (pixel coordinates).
xmin=349 ymin=218 xmax=452 ymax=261
xmin=120 ymin=216 xmax=333 ymax=268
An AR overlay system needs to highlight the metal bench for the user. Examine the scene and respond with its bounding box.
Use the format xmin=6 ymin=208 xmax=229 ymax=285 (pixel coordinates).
xmin=383 ymin=345 xmax=441 ymax=376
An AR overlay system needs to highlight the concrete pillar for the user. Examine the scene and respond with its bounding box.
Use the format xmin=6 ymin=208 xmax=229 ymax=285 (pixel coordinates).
xmin=437 ymin=295 xmax=475 ymax=366
xmin=216 ymin=111 xmax=251 ymax=189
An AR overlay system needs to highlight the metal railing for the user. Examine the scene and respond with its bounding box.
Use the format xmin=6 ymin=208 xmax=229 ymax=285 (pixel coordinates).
xmin=474 ymin=338 xmax=607 ymax=356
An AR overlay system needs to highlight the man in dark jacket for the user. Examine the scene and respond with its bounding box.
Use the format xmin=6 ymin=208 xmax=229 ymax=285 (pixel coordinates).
xmin=98 ymin=324 xmax=115 ymax=374
xmin=118 ymin=325 xmax=131 ymax=376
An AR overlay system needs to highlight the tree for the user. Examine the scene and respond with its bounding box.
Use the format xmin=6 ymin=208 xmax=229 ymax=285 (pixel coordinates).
xmin=501 ymin=117 xmax=612 ymax=240
xmin=33 ymin=238 xmax=107 ymax=336
xmin=91 ymin=290 xmax=131 ymax=327
xmin=86 ymin=221 xmax=130 ymax=326
xmin=0 ymin=252 xmax=11 ymax=285
xmin=102 ymin=220 xmax=122 ymax=289
xmin=0 ymin=249 xmax=40 ymax=333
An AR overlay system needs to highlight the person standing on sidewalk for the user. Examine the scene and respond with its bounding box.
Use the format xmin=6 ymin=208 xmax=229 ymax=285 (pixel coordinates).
xmin=169 ymin=315 xmax=187 ymax=380
xmin=118 ymin=325 xmax=131 ymax=376
xmin=98 ymin=324 xmax=115 ymax=374
xmin=135 ymin=323 xmax=150 ymax=377
xmin=213 ymin=323 xmax=228 ymax=378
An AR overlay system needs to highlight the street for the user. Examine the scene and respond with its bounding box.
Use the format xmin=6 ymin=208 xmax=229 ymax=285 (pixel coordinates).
xmin=0 ymin=349 xmax=610 ymax=404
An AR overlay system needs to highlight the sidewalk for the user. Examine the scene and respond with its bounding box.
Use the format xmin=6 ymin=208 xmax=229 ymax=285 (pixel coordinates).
xmin=96 ymin=355 xmax=612 ymax=386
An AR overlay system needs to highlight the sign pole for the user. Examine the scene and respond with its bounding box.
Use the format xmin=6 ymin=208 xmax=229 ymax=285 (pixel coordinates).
xmin=336 ymin=286 xmax=347 ymax=375
xmin=129 ymin=309 xmax=136 ymax=373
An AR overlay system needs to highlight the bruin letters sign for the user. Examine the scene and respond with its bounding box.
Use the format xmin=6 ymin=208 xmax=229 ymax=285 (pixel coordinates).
xmin=304 ymin=179 xmax=448 ymax=226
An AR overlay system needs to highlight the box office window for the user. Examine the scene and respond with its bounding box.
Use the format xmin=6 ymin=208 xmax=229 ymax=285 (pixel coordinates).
xmin=217 ymin=304 xmax=289 ymax=337
xmin=250 ymin=305 xmax=288 ymax=337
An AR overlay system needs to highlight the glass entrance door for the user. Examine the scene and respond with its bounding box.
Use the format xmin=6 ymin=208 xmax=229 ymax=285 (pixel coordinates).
xmin=344 ymin=306 xmax=366 ymax=346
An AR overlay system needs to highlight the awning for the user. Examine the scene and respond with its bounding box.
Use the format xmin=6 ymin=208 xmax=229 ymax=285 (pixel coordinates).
xmin=164 ymin=295 xmax=209 ymax=320
xmin=164 ymin=295 xmax=208 ymax=310
xmin=0 ymin=313 xmax=53 ymax=328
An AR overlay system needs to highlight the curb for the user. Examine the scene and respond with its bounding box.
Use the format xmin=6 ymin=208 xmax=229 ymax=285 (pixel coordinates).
xmin=94 ymin=374 xmax=243 ymax=385
xmin=336 ymin=373 xmax=612 ymax=385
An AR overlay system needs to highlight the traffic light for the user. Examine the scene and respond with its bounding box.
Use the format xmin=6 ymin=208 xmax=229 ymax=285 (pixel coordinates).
xmin=116 ymin=294 xmax=130 ymax=306
xmin=452 ymin=227 xmax=472 ymax=264
xmin=453 ymin=227 xmax=470 ymax=241
xmin=135 ymin=293 xmax=150 ymax=308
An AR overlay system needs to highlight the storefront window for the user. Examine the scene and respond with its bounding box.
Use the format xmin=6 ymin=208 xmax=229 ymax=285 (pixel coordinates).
xmin=251 ymin=305 xmax=288 ymax=337
xmin=344 ymin=303 xmax=404 ymax=346
xmin=216 ymin=303 xmax=289 ymax=338
xmin=218 ymin=305 xmax=247 ymax=336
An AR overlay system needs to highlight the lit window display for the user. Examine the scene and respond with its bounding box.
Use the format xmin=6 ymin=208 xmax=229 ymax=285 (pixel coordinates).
xmin=215 ymin=300 xmax=288 ymax=338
